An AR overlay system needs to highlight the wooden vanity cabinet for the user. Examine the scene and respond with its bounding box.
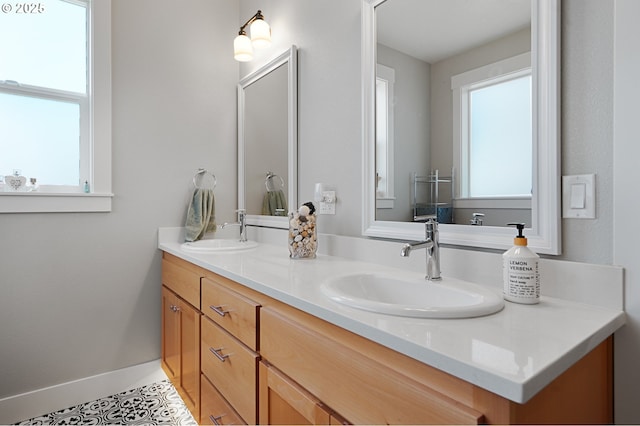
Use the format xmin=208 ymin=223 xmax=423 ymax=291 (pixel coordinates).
xmin=161 ymin=253 xmax=613 ymax=425
xmin=161 ymin=253 xmax=205 ymax=417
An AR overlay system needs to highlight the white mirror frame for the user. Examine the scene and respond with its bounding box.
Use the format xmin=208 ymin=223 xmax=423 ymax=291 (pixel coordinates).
xmin=238 ymin=46 xmax=298 ymax=228
xmin=362 ymin=0 xmax=561 ymax=254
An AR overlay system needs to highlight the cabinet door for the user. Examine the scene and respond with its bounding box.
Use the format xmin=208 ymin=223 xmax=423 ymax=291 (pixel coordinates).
xmin=259 ymin=361 xmax=332 ymax=425
xmin=161 ymin=287 xmax=180 ymax=379
xmin=179 ymin=298 xmax=200 ymax=413
xmin=161 ymin=286 xmax=201 ymax=416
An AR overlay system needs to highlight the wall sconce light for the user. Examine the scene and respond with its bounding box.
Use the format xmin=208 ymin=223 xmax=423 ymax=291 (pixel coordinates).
xmin=234 ymin=10 xmax=271 ymax=62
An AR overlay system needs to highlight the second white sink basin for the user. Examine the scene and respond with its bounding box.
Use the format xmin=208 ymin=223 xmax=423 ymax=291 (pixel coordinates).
xmin=180 ymin=239 xmax=258 ymax=253
xmin=321 ymin=273 xmax=504 ymax=319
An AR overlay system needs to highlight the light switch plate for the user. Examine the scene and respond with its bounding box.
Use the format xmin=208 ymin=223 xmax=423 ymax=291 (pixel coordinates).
xmin=562 ymin=174 xmax=596 ymax=218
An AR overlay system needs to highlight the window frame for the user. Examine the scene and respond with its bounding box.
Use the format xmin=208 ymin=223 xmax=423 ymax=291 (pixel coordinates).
xmin=451 ymin=52 xmax=532 ymax=208
xmin=0 ymin=82 xmax=91 ymax=191
xmin=0 ymin=0 xmax=112 ymax=213
xmin=375 ymin=63 xmax=395 ymax=209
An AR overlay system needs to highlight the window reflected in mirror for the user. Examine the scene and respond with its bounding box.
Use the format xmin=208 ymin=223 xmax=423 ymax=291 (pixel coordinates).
xmin=376 ymin=64 xmax=395 ymax=209
xmin=452 ymin=54 xmax=532 ymax=200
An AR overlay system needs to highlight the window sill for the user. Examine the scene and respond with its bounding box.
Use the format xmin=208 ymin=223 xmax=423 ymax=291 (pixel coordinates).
xmin=453 ymin=197 xmax=531 ymax=210
xmin=376 ymin=197 xmax=395 ymax=209
xmin=0 ymin=192 xmax=113 ymax=213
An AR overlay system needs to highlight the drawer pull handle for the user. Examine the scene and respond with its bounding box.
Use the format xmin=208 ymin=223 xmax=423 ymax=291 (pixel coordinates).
xmin=170 ymin=305 xmax=180 ymax=313
xmin=209 ymin=346 xmax=230 ymax=362
xmin=209 ymin=414 xmax=224 ymax=425
xmin=209 ymin=304 xmax=228 ymax=317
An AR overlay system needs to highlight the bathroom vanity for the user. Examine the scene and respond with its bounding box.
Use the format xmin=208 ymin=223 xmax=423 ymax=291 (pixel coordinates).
xmin=159 ymin=230 xmax=624 ymax=425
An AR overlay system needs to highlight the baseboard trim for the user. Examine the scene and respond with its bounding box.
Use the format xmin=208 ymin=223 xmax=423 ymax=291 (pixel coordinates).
xmin=0 ymin=359 xmax=166 ymax=425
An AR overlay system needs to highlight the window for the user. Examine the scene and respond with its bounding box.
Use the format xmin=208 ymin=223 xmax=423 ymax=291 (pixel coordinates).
xmin=468 ymin=73 xmax=532 ymax=197
xmin=375 ymin=64 xmax=395 ymax=208
xmin=452 ymin=53 xmax=532 ymax=201
xmin=0 ymin=0 xmax=112 ymax=212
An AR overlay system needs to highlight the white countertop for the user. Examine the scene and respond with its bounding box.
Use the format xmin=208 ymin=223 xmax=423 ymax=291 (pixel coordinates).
xmin=159 ymin=234 xmax=625 ymax=404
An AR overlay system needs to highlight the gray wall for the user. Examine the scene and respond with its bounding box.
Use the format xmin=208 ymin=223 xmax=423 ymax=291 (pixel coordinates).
xmin=376 ymin=44 xmax=431 ymax=223
xmin=562 ymin=0 xmax=614 ymax=264
xmin=1 ymin=0 xmax=637 ymax=423
xmin=612 ymin=0 xmax=639 ymax=423
xmin=0 ymin=0 xmax=239 ymax=399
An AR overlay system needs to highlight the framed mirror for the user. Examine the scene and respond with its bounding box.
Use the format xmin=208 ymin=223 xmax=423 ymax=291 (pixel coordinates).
xmin=238 ymin=46 xmax=297 ymax=229
xmin=362 ymin=0 xmax=561 ymax=254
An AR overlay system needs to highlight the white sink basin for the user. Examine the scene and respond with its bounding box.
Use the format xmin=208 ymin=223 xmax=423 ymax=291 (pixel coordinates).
xmin=180 ymin=239 xmax=258 ymax=253
xmin=321 ymin=273 xmax=504 ymax=319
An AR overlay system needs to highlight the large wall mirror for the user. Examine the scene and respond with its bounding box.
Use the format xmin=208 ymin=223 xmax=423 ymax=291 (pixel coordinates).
xmin=238 ymin=46 xmax=297 ymax=229
xmin=362 ymin=0 xmax=561 ymax=254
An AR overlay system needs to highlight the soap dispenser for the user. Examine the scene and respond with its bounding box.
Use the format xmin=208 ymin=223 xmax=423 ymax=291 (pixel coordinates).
xmin=503 ymin=223 xmax=540 ymax=304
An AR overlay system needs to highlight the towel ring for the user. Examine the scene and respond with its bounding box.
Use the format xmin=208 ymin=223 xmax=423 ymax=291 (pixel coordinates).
xmin=265 ymin=172 xmax=284 ymax=191
xmin=193 ymin=168 xmax=217 ymax=190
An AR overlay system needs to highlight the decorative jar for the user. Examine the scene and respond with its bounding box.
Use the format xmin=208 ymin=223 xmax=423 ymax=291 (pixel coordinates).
xmin=288 ymin=209 xmax=317 ymax=259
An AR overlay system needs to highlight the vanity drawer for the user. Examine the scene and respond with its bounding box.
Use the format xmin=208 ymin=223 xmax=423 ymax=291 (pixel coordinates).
xmin=201 ymin=276 xmax=260 ymax=350
xmin=162 ymin=254 xmax=202 ymax=309
xmin=201 ymin=316 xmax=258 ymax=424
xmin=200 ymin=374 xmax=246 ymax=425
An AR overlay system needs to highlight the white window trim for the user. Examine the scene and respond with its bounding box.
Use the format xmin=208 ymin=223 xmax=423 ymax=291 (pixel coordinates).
xmin=0 ymin=0 xmax=112 ymax=213
xmin=375 ymin=63 xmax=395 ymax=209
xmin=451 ymin=52 xmax=531 ymax=207
xmin=453 ymin=196 xmax=531 ymax=210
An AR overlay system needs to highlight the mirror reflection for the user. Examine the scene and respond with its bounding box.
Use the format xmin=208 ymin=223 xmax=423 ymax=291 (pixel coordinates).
xmin=375 ymin=0 xmax=532 ymax=227
xmin=244 ymin=63 xmax=289 ymax=216
xmin=363 ymin=0 xmax=560 ymax=254
xmin=238 ymin=46 xmax=297 ymax=229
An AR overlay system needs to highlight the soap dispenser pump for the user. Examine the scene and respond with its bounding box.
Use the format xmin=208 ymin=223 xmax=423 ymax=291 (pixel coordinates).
xmin=503 ymin=223 xmax=540 ymax=304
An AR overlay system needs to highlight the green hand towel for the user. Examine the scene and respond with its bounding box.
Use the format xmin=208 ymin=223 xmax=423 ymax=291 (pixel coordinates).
xmin=184 ymin=188 xmax=216 ymax=242
xmin=262 ymin=189 xmax=288 ymax=216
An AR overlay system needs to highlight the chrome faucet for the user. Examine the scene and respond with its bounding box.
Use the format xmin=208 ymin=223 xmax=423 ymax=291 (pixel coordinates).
xmin=400 ymin=218 xmax=441 ymax=281
xmin=470 ymin=212 xmax=485 ymax=226
xmin=222 ymin=209 xmax=247 ymax=242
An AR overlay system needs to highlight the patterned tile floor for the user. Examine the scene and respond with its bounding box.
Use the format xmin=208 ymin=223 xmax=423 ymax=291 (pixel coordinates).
xmin=15 ymin=380 xmax=196 ymax=425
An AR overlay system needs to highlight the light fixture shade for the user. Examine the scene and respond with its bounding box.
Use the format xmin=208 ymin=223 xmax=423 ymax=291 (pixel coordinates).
xmin=250 ymin=19 xmax=271 ymax=48
xmin=234 ymin=34 xmax=253 ymax=61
